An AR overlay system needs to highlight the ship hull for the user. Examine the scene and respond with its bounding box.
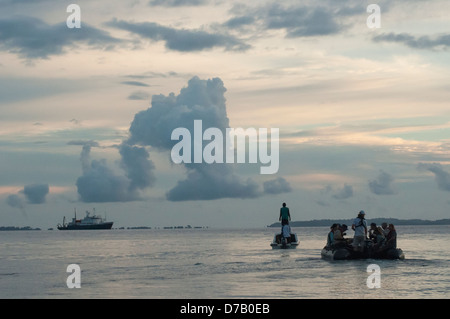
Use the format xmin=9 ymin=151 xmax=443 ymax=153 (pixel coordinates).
xmin=57 ymin=222 xmax=113 ymax=230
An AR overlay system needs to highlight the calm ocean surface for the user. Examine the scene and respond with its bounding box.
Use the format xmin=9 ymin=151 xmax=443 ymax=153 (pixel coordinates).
xmin=0 ymin=225 xmax=449 ymax=299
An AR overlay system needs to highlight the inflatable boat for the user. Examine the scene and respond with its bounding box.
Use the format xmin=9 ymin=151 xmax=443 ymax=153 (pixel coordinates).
xmin=321 ymin=242 xmax=405 ymax=260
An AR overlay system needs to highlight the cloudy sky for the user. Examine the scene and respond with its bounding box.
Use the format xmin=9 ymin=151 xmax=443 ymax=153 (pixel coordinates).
xmin=1 ymin=0 xmax=450 ymax=229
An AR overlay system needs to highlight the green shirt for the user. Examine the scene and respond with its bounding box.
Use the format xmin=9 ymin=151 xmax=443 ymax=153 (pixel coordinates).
xmin=280 ymin=207 xmax=290 ymax=220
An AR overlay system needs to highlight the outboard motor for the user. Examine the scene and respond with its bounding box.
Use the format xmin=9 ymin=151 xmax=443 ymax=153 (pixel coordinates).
xmin=281 ymin=237 xmax=287 ymax=248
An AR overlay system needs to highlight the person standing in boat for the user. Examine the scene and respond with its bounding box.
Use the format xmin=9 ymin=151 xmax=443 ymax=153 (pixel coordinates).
xmin=351 ymin=210 xmax=367 ymax=252
xmin=279 ymin=202 xmax=291 ymax=229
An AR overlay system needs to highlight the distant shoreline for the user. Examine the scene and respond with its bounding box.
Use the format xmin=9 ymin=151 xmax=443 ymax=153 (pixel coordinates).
xmin=1 ymin=219 xmax=449 ymax=231
xmin=267 ymin=218 xmax=450 ymax=227
xmin=0 ymin=226 xmax=41 ymax=231
xmin=0 ymin=225 xmax=210 ymax=231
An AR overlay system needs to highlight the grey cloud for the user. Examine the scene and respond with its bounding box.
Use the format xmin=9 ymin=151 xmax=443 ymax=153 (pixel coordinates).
xmin=0 ymin=16 xmax=121 ymax=59
xmin=126 ymin=76 xmax=260 ymax=201
xmin=128 ymin=91 xmax=150 ymax=100
xmin=265 ymin=5 xmax=343 ymax=37
xmin=121 ymin=81 xmax=150 ymax=87
xmin=373 ymin=33 xmax=450 ymax=50
xmin=263 ymin=177 xmax=292 ymax=195
xmin=0 ymin=0 xmax=53 ymax=4
xmin=332 ymin=184 xmax=353 ymax=199
xmin=23 ymin=183 xmax=49 ymax=204
xmin=70 ymin=119 xmax=82 ymax=125
xmin=223 ymin=16 xmax=255 ymax=29
xmin=148 ymin=0 xmax=207 ymax=6
xmin=119 ymin=143 xmax=156 ymax=191
xmin=223 ymin=2 xmax=358 ymax=38
xmin=124 ymin=71 xmax=179 ymax=79
xmin=418 ymin=163 xmax=450 ymax=191
xmin=105 ymin=18 xmax=250 ymax=52
xmin=76 ymin=158 xmax=138 ymax=203
xmin=167 ymin=165 xmax=259 ymax=201
xmin=127 ymin=76 xmax=229 ymax=149
xmin=71 ymin=76 xmax=288 ymax=202
xmin=368 ymin=171 xmax=397 ymax=195
xmin=316 ymin=183 xmax=353 ymax=206
xmin=68 ymin=141 xmax=100 ymax=174
xmin=316 ymin=199 xmax=330 ymax=207
xmin=222 ymin=1 xmax=422 ymax=39
xmin=6 ymin=194 xmax=26 ymax=214
xmin=67 ymin=140 xmax=99 ymax=147
xmin=6 ymin=183 xmax=48 ymax=214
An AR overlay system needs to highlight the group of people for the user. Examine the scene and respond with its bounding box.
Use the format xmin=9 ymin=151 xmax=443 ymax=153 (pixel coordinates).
xmin=277 ymin=203 xmax=398 ymax=253
xmin=327 ymin=210 xmax=398 ymax=254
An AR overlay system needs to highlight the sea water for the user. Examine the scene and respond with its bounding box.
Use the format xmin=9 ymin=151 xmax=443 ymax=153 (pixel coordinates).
xmin=0 ymin=225 xmax=448 ymax=299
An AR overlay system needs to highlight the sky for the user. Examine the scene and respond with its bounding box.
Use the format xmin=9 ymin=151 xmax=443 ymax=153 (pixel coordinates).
xmin=1 ymin=0 xmax=450 ymax=229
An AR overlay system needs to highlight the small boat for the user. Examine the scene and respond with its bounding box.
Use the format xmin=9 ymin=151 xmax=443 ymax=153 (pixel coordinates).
xmin=321 ymin=241 xmax=405 ymax=260
xmin=270 ymin=233 xmax=299 ymax=249
xmin=57 ymin=209 xmax=113 ymax=230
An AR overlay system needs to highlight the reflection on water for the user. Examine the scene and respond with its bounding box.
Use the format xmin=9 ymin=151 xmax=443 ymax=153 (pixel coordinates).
xmin=0 ymin=225 xmax=449 ymax=298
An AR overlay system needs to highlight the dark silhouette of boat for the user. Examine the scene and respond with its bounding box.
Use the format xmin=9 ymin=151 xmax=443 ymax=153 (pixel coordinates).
xmin=57 ymin=209 xmax=113 ymax=230
xmin=321 ymin=240 xmax=405 ymax=260
xmin=270 ymin=233 xmax=299 ymax=249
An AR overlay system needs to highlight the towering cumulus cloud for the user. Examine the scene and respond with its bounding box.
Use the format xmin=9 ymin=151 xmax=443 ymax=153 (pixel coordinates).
xmin=74 ymin=76 xmax=289 ymax=202
xmin=126 ymin=76 xmax=260 ymax=201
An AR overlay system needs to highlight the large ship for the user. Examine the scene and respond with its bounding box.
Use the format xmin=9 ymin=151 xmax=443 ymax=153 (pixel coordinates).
xmin=57 ymin=209 xmax=113 ymax=230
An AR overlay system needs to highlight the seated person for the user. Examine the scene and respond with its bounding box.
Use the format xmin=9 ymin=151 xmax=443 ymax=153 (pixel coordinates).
xmin=326 ymin=224 xmax=338 ymax=248
xmin=373 ymin=226 xmax=386 ymax=252
xmin=333 ymin=224 xmax=349 ymax=248
xmin=282 ymin=224 xmax=291 ymax=244
xmin=368 ymin=223 xmax=378 ymax=242
xmin=379 ymin=224 xmax=397 ymax=252
xmin=385 ymin=224 xmax=397 ymax=249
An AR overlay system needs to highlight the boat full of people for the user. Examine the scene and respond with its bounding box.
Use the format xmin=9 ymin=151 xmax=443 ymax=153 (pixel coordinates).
xmin=321 ymin=241 xmax=405 ymax=260
xmin=321 ymin=220 xmax=405 ymax=260
xmin=57 ymin=209 xmax=113 ymax=230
